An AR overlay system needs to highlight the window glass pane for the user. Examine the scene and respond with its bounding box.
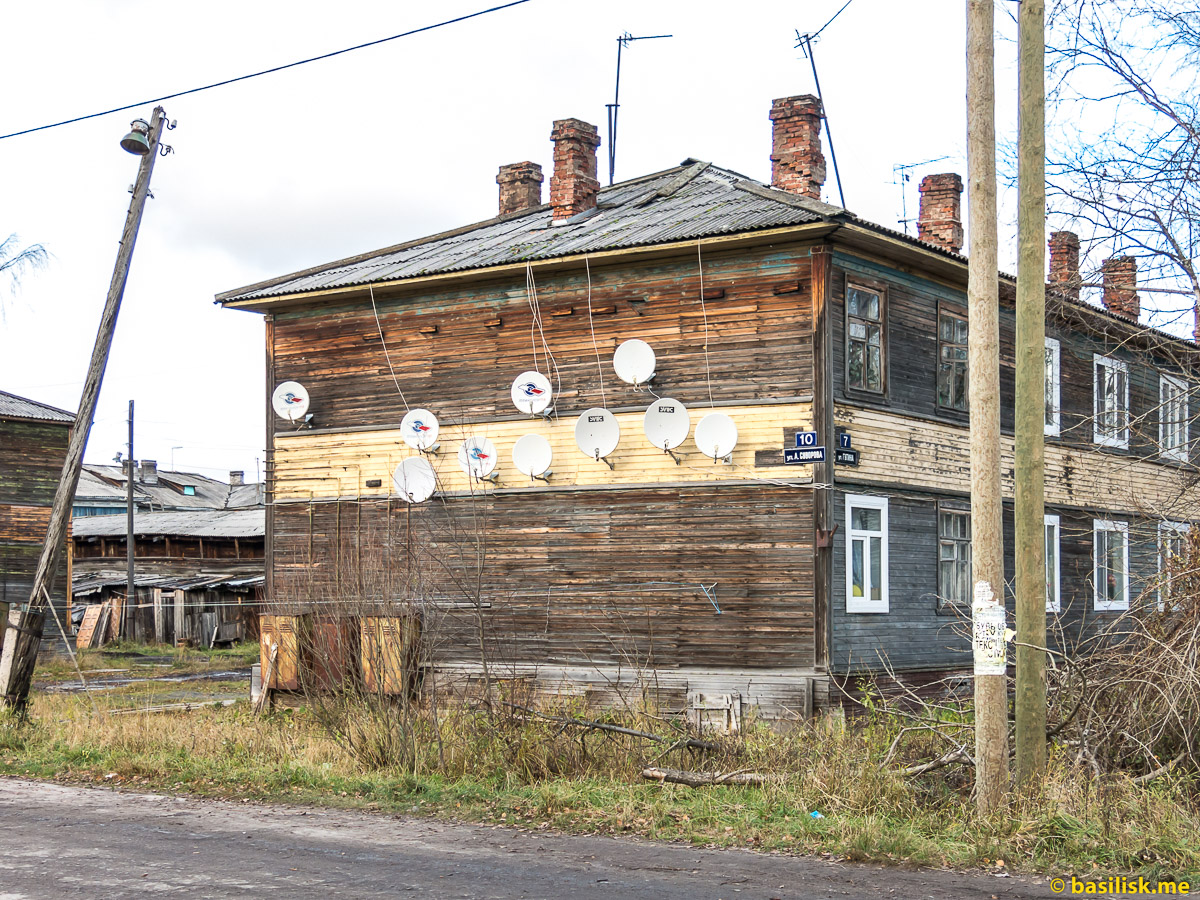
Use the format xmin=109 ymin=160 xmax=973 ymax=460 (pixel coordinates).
xmin=866 ymin=293 xmax=880 ymax=320
xmin=849 ymin=321 xmax=866 ymax=340
xmin=867 ymin=324 xmax=881 ymax=346
xmin=870 ymin=537 xmax=882 ymax=601
xmin=847 ymin=291 xmax=860 ymax=317
xmin=851 ymin=538 xmax=864 ymax=597
xmin=852 ymin=507 xmax=881 ymax=531
xmin=848 ymin=342 xmax=864 ymax=387
xmin=866 ymin=345 xmax=881 ymax=390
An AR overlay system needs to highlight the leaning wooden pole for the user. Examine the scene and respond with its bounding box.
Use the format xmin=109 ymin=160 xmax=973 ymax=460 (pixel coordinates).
xmin=0 ymin=108 xmax=165 ymax=711
xmin=966 ymin=0 xmax=1009 ymax=813
xmin=1014 ymin=0 xmax=1048 ymax=787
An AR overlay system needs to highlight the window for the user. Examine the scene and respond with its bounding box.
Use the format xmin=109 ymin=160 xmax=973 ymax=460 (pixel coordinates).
xmin=1045 ymin=514 xmax=1061 ymax=613
xmin=183 ymin=485 xmax=196 ymax=496
xmin=1093 ymin=355 xmax=1129 ymax=448
xmin=1045 ymin=338 xmax=1061 ymax=436
xmin=846 ymin=495 xmax=888 ymax=613
xmin=938 ymin=507 xmax=971 ymax=607
xmin=1094 ymin=519 xmax=1130 ymax=611
xmin=1159 ymin=374 xmax=1189 ymax=462
xmin=937 ymin=309 xmax=969 ymax=411
xmin=846 ymin=285 xmax=884 ymax=393
xmin=1158 ymin=521 xmax=1190 ymax=609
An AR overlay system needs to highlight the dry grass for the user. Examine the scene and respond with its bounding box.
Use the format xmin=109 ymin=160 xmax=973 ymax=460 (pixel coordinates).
xmin=1 ymin=689 xmax=1197 ymax=881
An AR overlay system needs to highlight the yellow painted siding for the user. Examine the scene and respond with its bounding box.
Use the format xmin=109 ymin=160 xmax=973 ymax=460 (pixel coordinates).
xmin=274 ymin=402 xmax=814 ymax=500
xmin=837 ymin=406 xmax=1200 ymax=518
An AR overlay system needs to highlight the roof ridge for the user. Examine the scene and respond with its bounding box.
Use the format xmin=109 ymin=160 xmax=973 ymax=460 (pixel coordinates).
xmin=729 ymin=179 xmax=848 ymax=218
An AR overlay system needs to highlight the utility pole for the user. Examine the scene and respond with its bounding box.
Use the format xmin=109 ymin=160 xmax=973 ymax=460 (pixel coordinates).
xmin=966 ymin=0 xmax=1009 ymax=813
xmin=1015 ymin=0 xmax=1048 ymax=787
xmin=0 ymin=107 xmax=169 ymax=711
xmin=124 ymin=400 xmax=135 ymax=641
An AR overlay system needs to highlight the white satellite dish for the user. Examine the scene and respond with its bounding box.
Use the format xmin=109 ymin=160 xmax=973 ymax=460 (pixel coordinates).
xmin=392 ymin=456 xmax=437 ymax=503
xmin=457 ymin=436 xmax=499 ymax=479
xmin=512 ymin=433 xmax=553 ymax=478
xmin=694 ymin=412 xmax=739 ymax=461
xmin=643 ymin=398 xmax=690 ymax=451
xmin=271 ymin=381 xmax=310 ymax=422
xmin=613 ymin=339 xmax=656 ymax=385
xmin=575 ymin=408 xmax=620 ymax=465
xmin=400 ymin=408 xmax=440 ymax=451
xmin=510 ymin=371 xmax=553 ymax=415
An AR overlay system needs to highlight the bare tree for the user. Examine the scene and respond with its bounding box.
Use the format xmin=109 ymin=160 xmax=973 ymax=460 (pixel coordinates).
xmin=0 ymin=233 xmax=48 ymax=297
xmin=1046 ymin=1 xmax=1200 ymax=335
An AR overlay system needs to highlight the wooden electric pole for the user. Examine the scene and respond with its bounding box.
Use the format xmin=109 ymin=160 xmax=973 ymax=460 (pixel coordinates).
xmin=1014 ymin=0 xmax=1048 ymax=787
xmin=124 ymin=400 xmax=135 ymax=641
xmin=0 ymin=107 xmax=167 ymax=711
xmin=966 ymin=0 xmax=1009 ymax=813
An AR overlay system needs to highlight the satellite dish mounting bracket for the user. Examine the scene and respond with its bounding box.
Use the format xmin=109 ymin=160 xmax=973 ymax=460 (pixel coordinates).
xmin=595 ymin=451 xmax=615 ymax=471
xmin=418 ymin=443 xmax=441 ymax=456
xmin=662 ymin=444 xmax=682 ymax=465
xmin=529 ymin=470 xmax=553 ymax=484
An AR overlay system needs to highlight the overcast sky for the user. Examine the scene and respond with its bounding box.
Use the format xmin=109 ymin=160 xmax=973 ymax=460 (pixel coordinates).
xmin=1 ymin=0 xmax=1024 ymax=483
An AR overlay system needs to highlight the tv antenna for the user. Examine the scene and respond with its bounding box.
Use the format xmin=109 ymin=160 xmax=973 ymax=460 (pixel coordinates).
xmin=606 ymin=31 xmax=672 ymax=186
xmin=892 ymin=156 xmax=950 ymax=235
xmin=794 ymin=0 xmax=856 ymax=208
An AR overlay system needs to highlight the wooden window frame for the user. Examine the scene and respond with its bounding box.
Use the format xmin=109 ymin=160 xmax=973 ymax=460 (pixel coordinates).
xmin=1157 ymin=520 xmax=1190 ymax=610
xmin=844 ymin=280 xmax=887 ymax=397
xmin=937 ymin=503 xmax=972 ymax=609
xmin=1044 ymin=337 xmax=1061 ymax=437
xmin=936 ymin=305 xmax=970 ymax=413
xmin=1093 ymin=354 xmax=1129 ymax=449
xmin=845 ymin=494 xmax=889 ymax=614
xmin=1045 ymin=513 xmax=1061 ymax=613
xmin=1093 ymin=519 xmax=1130 ymax=611
xmin=1158 ymin=373 xmax=1189 ymax=462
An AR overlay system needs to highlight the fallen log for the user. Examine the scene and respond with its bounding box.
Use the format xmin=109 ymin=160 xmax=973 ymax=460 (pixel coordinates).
xmin=641 ymin=766 xmax=776 ymax=787
xmin=109 ymin=699 xmax=238 ymax=716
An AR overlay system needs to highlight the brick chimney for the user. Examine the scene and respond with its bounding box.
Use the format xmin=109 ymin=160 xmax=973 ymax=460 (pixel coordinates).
xmin=497 ymin=162 xmax=543 ymax=216
xmin=229 ymin=470 xmax=245 ymax=487
xmin=1048 ymin=231 xmax=1081 ymax=301
xmin=769 ymin=95 xmax=826 ymax=200
xmin=549 ymin=119 xmax=601 ymax=221
xmin=917 ymin=174 xmax=964 ymax=253
xmin=1101 ymin=256 xmax=1140 ymax=321
xmin=140 ymin=459 xmax=158 ymax=485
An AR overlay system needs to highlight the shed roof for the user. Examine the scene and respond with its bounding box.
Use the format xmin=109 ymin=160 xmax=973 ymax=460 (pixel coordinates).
xmin=217 ymin=161 xmax=843 ymax=303
xmin=0 ymin=389 xmax=74 ymax=423
xmin=72 ymin=508 xmax=264 ymax=539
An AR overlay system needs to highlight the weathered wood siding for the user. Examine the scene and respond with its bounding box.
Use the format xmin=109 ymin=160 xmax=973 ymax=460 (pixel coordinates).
xmin=273 ymin=484 xmax=816 ymax=672
xmin=0 ymin=418 xmax=71 ymax=639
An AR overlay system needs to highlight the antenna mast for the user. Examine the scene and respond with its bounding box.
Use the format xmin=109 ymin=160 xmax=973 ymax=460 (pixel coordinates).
xmin=606 ymin=31 xmax=672 ymax=186
xmin=892 ymin=155 xmax=950 ymax=234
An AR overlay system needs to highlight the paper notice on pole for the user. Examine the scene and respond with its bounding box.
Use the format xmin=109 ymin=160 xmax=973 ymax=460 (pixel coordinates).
xmin=972 ymin=580 xmax=1007 ymax=675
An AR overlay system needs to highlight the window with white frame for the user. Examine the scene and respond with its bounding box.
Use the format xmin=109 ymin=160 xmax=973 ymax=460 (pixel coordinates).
xmin=938 ymin=506 xmax=971 ymax=607
xmin=1093 ymin=355 xmax=1129 ymax=448
xmin=1045 ymin=514 xmax=1061 ymax=613
xmin=1045 ymin=338 xmax=1061 ymax=436
xmin=1159 ymin=374 xmax=1189 ymax=462
xmin=1158 ymin=521 xmax=1190 ymax=609
xmin=846 ymin=494 xmax=888 ymax=613
xmin=1094 ymin=519 xmax=1130 ymax=611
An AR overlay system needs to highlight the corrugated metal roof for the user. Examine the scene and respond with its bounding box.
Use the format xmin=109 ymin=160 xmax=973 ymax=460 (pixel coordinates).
xmin=219 ymin=162 xmax=840 ymax=303
xmin=0 ymin=389 xmax=74 ymax=423
xmin=72 ymin=508 xmax=264 ymax=539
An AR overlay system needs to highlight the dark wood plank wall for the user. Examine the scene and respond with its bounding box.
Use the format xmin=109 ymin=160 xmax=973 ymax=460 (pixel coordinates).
xmin=269 ymin=244 xmax=815 ymax=434
xmin=0 ymin=418 xmax=71 ymax=638
xmin=273 ymin=485 xmax=816 ymax=671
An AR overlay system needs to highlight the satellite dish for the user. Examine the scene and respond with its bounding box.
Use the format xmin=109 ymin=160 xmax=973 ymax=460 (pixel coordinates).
xmin=694 ymin=412 xmax=739 ymax=460
xmin=457 ymin=436 xmax=499 ymax=478
xmin=510 ymin=371 xmax=553 ymax=415
xmin=613 ymin=339 xmax=656 ymax=385
xmin=271 ymin=381 xmax=310 ymax=421
xmin=400 ymin=408 xmax=440 ymax=451
xmin=512 ymin=433 xmax=553 ymax=478
xmin=392 ymin=456 xmax=437 ymax=503
xmin=575 ymin=408 xmax=620 ymax=462
xmin=643 ymin=398 xmax=690 ymax=450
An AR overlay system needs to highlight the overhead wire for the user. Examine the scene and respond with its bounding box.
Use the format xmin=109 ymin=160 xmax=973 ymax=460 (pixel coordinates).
xmin=584 ymin=255 xmax=607 ymax=409
xmin=524 ymin=263 xmax=561 ymax=411
xmin=0 ymin=0 xmax=535 ymax=141
xmin=369 ymin=285 xmax=411 ymax=412
xmin=696 ymin=238 xmax=715 ymax=408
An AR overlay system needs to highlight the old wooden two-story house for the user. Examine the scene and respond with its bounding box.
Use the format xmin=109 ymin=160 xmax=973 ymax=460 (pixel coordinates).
xmin=0 ymin=390 xmax=74 ymax=645
xmin=218 ymin=95 xmax=1198 ymax=716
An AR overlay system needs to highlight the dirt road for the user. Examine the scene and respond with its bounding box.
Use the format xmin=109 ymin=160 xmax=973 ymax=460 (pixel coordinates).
xmin=0 ymin=778 xmax=1057 ymax=898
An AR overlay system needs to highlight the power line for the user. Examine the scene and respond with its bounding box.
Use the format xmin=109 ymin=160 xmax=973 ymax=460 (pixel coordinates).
xmin=0 ymin=0 xmax=535 ymax=142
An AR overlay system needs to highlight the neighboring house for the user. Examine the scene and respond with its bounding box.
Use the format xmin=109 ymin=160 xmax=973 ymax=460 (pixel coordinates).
xmin=216 ymin=95 xmax=1199 ymax=716
xmin=0 ymin=390 xmax=74 ymax=644
xmin=71 ymin=508 xmax=264 ymax=646
xmin=73 ymin=462 xmax=261 ymax=518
